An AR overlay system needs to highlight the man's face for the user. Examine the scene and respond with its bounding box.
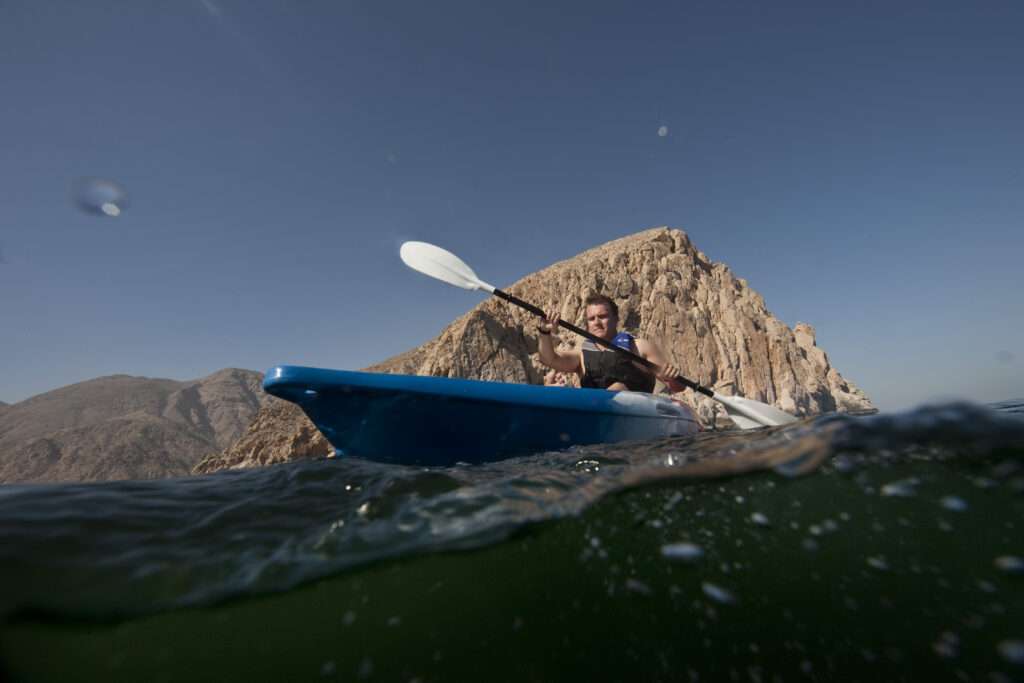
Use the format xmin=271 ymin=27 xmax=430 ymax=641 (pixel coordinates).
xmin=585 ymin=304 xmax=617 ymax=340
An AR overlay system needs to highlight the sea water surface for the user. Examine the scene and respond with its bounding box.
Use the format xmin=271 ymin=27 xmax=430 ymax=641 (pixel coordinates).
xmin=1 ymin=401 xmax=1022 ymax=682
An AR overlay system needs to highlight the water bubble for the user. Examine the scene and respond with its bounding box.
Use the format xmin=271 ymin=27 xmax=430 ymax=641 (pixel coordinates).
xmin=997 ymin=640 xmax=1024 ymax=664
xmin=941 ymin=496 xmax=969 ymax=511
xmin=995 ymin=556 xmax=1024 ymax=575
xmin=386 ymin=616 xmax=401 ymax=626
xmin=932 ymin=631 xmax=960 ymax=659
xmin=661 ymin=542 xmax=704 ymax=562
xmin=867 ymin=556 xmax=890 ymax=571
xmin=664 ymin=492 xmax=684 ymax=510
xmin=833 ymin=455 xmax=856 ymax=473
xmin=73 ymin=177 xmax=128 ymax=217
xmin=625 ymin=578 xmax=653 ymax=595
xmin=801 ymin=538 xmax=819 ymax=552
xmin=357 ymin=657 xmax=374 ymax=679
xmin=881 ymin=478 xmax=919 ymax=497
xmin=750 ymin=512 xmax=771 ymax=527
xmin=320 ymin=660 xmax=336 ymax=676
xmin=657 ymin=125 xmax=669 ymax=137
xmin=342 ymin=610 xmax=356 ymax=625
xmin=701 ymin=582 xmax=736 ymax=604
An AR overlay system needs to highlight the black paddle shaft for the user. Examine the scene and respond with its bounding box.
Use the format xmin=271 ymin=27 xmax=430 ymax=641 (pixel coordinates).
xmin=491 ymin=288 xmax=714 ymax=397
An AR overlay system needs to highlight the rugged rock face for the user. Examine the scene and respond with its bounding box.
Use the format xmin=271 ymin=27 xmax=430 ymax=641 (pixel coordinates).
xmin=199 ymin=227 xmax=873 ymax=473
xmin=0 ymin=369 xmax=271 ymax=484
xmin=192 ymin=401 xmax=330 ymax=474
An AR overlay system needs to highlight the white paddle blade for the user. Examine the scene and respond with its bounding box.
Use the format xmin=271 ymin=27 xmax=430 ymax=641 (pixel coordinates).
xmin=400 ymin=241 xmax=496 ymax=293
xmin=713 ymin=392 xmax=799 ymax=429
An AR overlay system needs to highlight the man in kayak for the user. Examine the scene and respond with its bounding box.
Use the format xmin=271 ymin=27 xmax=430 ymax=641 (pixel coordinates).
xmin=537 ymin=294 xmax=685 ymax=393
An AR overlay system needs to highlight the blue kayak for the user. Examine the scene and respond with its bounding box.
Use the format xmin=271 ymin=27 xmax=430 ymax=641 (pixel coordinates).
xmin=263 ymin=366 xmax=701 ymax=466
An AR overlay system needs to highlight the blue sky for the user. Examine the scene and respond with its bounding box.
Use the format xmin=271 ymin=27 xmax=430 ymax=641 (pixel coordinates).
xmin=1 ymin=0 xmax=1021 ymax=411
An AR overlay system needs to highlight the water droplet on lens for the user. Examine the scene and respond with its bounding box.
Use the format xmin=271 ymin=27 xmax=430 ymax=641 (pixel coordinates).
xmin=661 ymin=542 xmax=704 ymax=562
xmin=73 ymin=177 xmax=128 ymax=217
xmin=657 ymin=125 xmax=669 ymax=137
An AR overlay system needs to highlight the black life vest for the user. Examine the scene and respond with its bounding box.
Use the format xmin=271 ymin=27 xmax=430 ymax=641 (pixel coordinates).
xmin=579 ymin=333 xmax=655 ymax=393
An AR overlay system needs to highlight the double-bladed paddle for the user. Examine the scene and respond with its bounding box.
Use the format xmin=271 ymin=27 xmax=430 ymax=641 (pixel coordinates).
xmin=399 ymin=241 xmax=798 ymax=429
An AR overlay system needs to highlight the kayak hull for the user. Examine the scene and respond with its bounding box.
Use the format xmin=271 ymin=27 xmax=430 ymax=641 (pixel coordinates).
xmin=263 ymin=366 xmax=701 ymax=466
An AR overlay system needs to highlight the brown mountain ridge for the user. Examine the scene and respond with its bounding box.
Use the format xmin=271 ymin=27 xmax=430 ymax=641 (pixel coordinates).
xmin=0 ymin=368 xmax=272 ymax=484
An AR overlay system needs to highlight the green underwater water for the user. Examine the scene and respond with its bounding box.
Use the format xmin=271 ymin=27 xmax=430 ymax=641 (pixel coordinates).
xmin=3 ymin=456 xmax=1022 ymax=683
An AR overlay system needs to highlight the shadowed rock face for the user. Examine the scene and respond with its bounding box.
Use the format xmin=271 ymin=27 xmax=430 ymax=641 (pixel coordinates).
xmin=0 ymin=369 xmax=271 ymax=484
xmin=198 ymin=227 xmax=873 ymax=474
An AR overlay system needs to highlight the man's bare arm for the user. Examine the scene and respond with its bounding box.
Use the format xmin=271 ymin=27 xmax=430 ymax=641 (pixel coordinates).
xmin=537 ymin=309 xmax=582 ymax=374
xmin=636 ymin=338 xmax=685 ymax=393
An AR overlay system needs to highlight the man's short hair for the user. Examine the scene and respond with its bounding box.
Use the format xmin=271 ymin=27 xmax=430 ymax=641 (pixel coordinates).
xmin=584 ymin=293 xmax=618 ymax=317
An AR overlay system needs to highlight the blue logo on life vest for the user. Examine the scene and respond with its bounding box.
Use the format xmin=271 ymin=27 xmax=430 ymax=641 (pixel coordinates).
xmin=612 ymin=332 xmax=635 ymax=351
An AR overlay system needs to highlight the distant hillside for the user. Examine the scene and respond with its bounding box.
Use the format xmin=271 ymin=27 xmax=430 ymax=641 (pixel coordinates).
xmin=0 ymin=369 xmax=274 ymax=484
